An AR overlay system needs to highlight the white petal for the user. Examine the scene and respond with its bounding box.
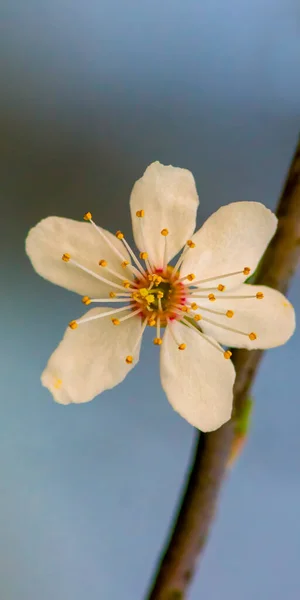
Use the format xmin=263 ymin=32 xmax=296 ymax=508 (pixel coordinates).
xmin=181 ymin=202 xmax=277 ymax=289
xmin=130 ymin=162 xmax=199 ymax=267
xmin=199 ymin=285 xmax=296 ymax=349
xmin=41 ymin=308 xmax=143 ymax=404
xmin=160 ymin=320 xmax=235 ymax=432
xmin=26 ymin=216 xmax=132 ymax=297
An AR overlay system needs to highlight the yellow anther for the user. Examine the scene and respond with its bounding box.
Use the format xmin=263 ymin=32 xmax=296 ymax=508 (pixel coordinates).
xmin=157 ymin=291 xmax=164 ymax=299
xmin=191 ymin=303 xmax=198 ymax=310
xmin=116 ymin=230 xmax=124 ymax=239
xmin=249 ymin=332 xmax=257 ymax=340
xmin=178 ymin=343 xmax=186 ymax=350
xmin=121 ymin=260 xmax=129 ymax=268
xmin=62 ymin=253 xmax=71 ymax=262
xmin=139 ymin=288 xmax=149 ymax=297
xmin=226 ymin=310 xmax=234 ymax=318
xmin=125 ymin=355 xmax=133 ymax=364
xmin=112 ymin=318 xmax=120 ymax=326
xmin=224 ymin=350 xmax=232 ymax=360
xmin=152 ymin=274 xmax=162 ymax=285
xmin=181 ymin=306 xmax=190 ymax=313
xmin=109 ymin=291 xmax=116 ymax=298
xmin=161 ymin=228 xmax=169 ymax=236
xmin=83 ymin=212 xmax=92 ymax=221
xmin=82 ymin=296 xmax=91 ymax=305
xmin=123 ymin=280 xmax=131 ymax=288
xmin=194 ymin=314 xmax=202 ymax=321
xmin=148 ymin=318 xmax=156 ymax=327
xmin=153 ymin=337 xmax=163 ymax=345
xmin=217 ymin=284 xmax=225 ymax=292
xmin=99 ymin=259 xmax=107 ymax=267
xmin=147 ymin=274 xmax=153 ymax=281
xmin=243 ymin=267 xmax=251 ymax=275
xmin=146 ymin=294 xmax=155 ymax=304
xmin=136 ymin=209 xmax=145 ymax=218
xmin=54 ymin=378 xmax=62 ymax=389
xmin=256 ymin=292 xmax=264 ymax=299
xmin=69 ymin=320 xmax=78 ymax=329
xmin=187 ymin=239 xmax=196 ymax=248
xmin=208 ymin=293 xmax=216 ymax=302
xmin=140 ymin=251 xmax=148 ymax=260
xmin=187 ymin=273 xmax=196 ymax=281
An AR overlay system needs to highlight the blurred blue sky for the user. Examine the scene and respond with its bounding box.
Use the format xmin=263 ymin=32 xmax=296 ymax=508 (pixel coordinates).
xmin=0 ymin=1 xmax=300 ymax=599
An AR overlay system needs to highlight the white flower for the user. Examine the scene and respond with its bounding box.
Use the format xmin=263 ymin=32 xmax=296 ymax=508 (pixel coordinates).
xmin=25 ymin=162 xmax=295 ymax=431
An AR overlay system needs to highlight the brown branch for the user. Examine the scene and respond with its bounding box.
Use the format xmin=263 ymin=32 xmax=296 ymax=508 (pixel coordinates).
xmin=145 ymin=138 xmax=300 ymax=600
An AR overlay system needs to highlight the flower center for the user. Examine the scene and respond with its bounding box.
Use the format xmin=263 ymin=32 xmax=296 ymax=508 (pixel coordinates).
xmin=130 ymin=267 xmax=186 ymax=326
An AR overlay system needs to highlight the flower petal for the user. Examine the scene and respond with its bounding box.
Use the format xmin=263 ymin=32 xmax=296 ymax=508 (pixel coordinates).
xmin=26 ymin=216 xmax=132 ymax=297
xmin=160 ymin=320 xmax=235 ymax=431
xmin=198 ymin=285 xmax=296 ymax=349
xmin=130 ymin=162 xmax=199 ymax=267
xmin=181 ymin=202 xmax=277 ymax=289
xmin=41 ymin=307 xmax=143 ymax=404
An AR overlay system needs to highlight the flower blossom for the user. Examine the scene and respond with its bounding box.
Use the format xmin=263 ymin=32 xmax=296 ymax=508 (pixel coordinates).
xmin=26 ymin=162 xmax=295 ymax=431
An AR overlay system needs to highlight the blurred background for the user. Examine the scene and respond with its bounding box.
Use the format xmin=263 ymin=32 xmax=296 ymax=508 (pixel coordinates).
xmin=1 ymin=1 xmax=300 ymax=598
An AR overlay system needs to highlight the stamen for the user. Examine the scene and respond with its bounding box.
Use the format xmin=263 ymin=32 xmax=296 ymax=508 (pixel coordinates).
xmin=153 ymin=337 xmax=162 ymax=345
xmin=148 ymin=316 xmax=156 ymax=326
xmin=78 ymin=306 xmax=133 ymax=326
xmin=188 ymin=303 xmax=235 ymax=319
xmin=167 ymin=320 xmax=186 ymax=350
xmin=98 ymin=260 xmax=138 ymax=288
xmin=67 ymin=257 xmax=134 ymax=292
xmin=84 ymin=213 xmax=129 ymax=263
xmin=183 ymin=318 xmax=225 ymax=355
xmin=118 ymin=308 xmax=142 ymax=322
xmin=179 ymin=273 xmax=196 ymax=282
xmin=116 ymin=232 xmax=147 ymax=277
xmin=87 ymin=297 xmax=133 ymax=304
xmin=62 ymin=253 xmax=71 ymax=262
xmin=199 ymin=314 xmax=258 ymax=340
xmin=161 ymin=228 xmax=169 ymax=273
xmin=190 ymin=292 xmax=264 ymax=300
xmin=158 ymin=296 xmax=163 ymax=313
xmin=171 ymin=242 xmax=195 ymax=279
xmin=68 ymin=320 xmax=78 ymax=329
xmin=186 ymin=239 xmax=196 ymax=248
xmin=125 ymin=317 xmax=148 ymax=363
xmin=224 ymin=350 xmax=232 ymax=359
xmin=191 ymin=267 xmax=252 ymax=287
xmin=82 ymin=296 xmax=91 ymax=305
xmin=217 ymin=284 xmax=225 ymax=292
xmin=136 ymin=210 xmax=155 ymax=272
xmin=156 ymin=315 xmax=161 ymax=340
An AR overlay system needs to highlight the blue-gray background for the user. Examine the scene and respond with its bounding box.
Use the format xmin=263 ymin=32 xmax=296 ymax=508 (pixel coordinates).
xmin=1 ymin=1 xmax=300 ymax=598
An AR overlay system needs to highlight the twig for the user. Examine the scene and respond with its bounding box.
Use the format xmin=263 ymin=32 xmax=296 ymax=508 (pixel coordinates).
xmin=145 ymin=138 xmax=300 ymax=600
